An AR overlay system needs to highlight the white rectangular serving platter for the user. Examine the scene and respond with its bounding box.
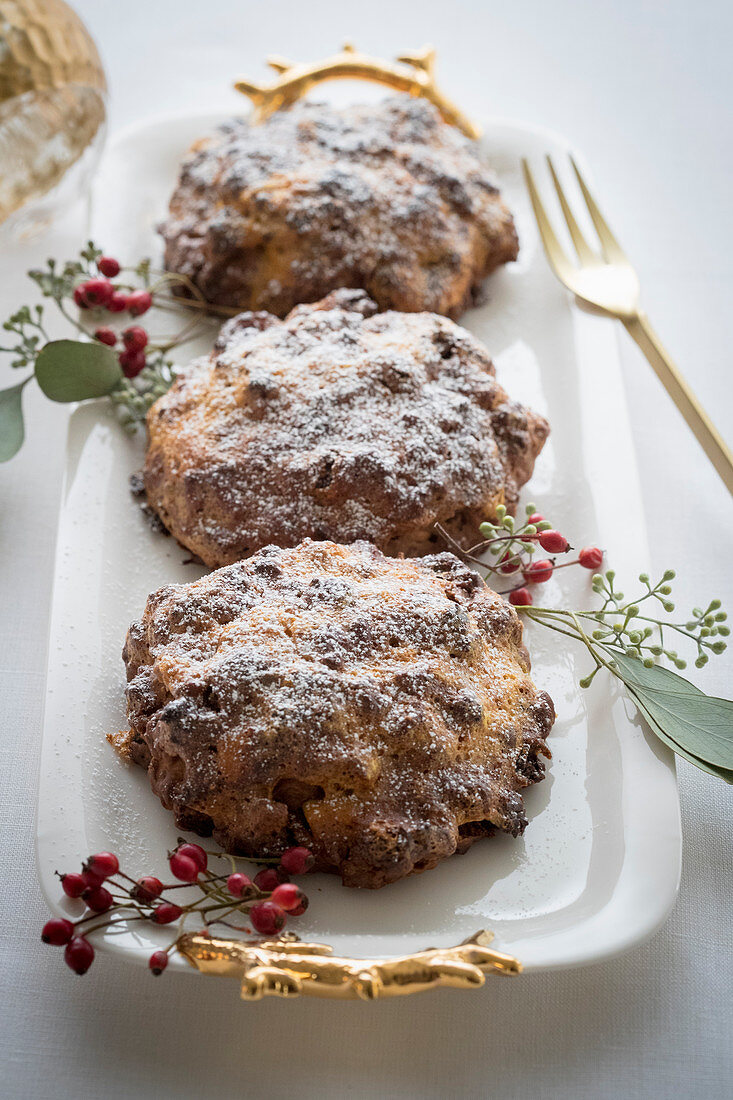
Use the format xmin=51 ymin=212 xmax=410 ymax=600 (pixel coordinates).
xmin=36 ymin=110 xmax=682 ymax=975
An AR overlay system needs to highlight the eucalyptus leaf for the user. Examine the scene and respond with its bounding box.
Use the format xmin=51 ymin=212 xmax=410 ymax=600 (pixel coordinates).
xmin=614 ymin=656 xmax=705 ymax=697
xmin=35 ymin=339 xmax=121 ymax=402
xmin=614 ymin=653 xmax=733 ymax=772
xmin=0 ymin=379 xmax=27 ymax=461
xmin=629 ymin=691 xmax=733 ymax=784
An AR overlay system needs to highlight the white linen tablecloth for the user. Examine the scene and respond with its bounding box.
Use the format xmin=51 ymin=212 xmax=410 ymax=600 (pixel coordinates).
xmin=1 ymin=2 xmax=731 ymax=1096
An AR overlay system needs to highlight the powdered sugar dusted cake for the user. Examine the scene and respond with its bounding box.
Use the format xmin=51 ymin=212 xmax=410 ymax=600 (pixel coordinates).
xmin=143 ymin=288 xmax=549 ymax=568
xmin=160 ymin=95 xmax=518 ymax=319
xmin=121 ymin=540 xmax=554 ymax=888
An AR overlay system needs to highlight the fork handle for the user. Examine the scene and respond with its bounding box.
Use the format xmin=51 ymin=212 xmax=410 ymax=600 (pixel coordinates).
xmin=624 ymin=313 xmax=733 ymax=495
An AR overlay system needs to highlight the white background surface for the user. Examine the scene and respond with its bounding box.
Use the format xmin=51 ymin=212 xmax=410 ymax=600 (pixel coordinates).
xmin=0 ymin=1 xmax=731 ymax=1097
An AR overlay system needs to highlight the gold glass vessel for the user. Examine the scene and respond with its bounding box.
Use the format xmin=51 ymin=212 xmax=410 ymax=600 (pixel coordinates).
xmin=0 ymin=0 xmax=107 ymax=233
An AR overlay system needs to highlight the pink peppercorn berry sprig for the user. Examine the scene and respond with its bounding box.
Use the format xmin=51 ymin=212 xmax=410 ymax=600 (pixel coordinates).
xmin=73 ymin=258 xmax=152 ymax=319
xmin=506 ymin=540 xmax=604 ymax=607
xmin=436 ymin=503 xmax=604 ymax=607
xmin=65 ymin=250 xmax=181 ymax=426
xmin=70 ymin=250 xmax=187 ymax=425
xmin=0 ymin=241 xmax=245 ymax=461
xmin=31 ymin=245 xmax=155 ymax=380
xmin=70 ymin=252 xmax=153 ymax=379
xmin=42 ymin=842 xmax=314 ymax=977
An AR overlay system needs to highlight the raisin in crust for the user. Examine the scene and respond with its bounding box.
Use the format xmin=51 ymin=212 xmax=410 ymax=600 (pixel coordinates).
xmin=143 ymin=288 xmax=549 ymax=568
xmin=122 ymin=540 xmax=554 ymax=889
xmin=159 ymin=95 xmax=518 ymax=319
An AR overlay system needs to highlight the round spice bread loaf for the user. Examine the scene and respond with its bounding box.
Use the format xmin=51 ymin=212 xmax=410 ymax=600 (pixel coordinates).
xmin=159 ymin=95 xmax=518 ymax=319
xmin=121 ymin=539 xmax=554 ymax=889
xmin=143 ymin=288 xmax=549 ymax=568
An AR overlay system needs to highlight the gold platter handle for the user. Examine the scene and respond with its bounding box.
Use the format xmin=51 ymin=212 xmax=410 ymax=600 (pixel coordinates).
xmin=234 ymin=43 xmax=480 ymax=140
xmin=177 ymin=929 xmax=520 ymax=1001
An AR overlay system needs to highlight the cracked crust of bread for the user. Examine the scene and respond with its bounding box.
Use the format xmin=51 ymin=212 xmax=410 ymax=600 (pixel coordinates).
xmin=143 ymin=288 xmax=549 ymax=568
xmin=159 ymin=95 xmax=518 ymax=319
xmin=122 ymin=539 xmax=554 ymax=889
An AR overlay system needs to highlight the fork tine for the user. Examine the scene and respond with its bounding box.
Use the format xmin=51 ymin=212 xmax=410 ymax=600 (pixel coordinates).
xmin=521 ymin=159 xmax=575 ymax=285
xmin=569 ymin=155 xmax=628 ymax=262
xmin=545 ymin=156 xmax=598 ymax=265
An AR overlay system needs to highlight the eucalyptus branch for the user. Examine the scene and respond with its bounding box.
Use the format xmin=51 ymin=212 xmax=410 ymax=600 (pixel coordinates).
xmin=0 ymin=241 xmax=228 ymax=461
xmin=442 ymin=508 xmax=732 ymax=780
xmin=518 ymin=571 xmax=731 ymax=780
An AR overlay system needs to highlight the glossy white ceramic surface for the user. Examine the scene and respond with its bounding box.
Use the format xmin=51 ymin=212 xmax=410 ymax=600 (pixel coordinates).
xmin=35 ymin=113 xmax=681 ymax=972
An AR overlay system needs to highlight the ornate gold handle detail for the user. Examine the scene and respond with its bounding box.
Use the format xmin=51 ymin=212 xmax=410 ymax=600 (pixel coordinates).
xmin=234 ymin=43 xmax=480 ymax=139
xmin=177 ymin=929 xmax=520 ymax=1000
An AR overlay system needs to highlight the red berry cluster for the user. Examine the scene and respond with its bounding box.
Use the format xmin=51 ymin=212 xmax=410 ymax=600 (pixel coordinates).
xmin=504 ymin=516 xmax=565 ymax=606
xmin=74 ymin=255 xmax=153 ymax=379
xmin=442 ymin=505 xmax=605 ymax=609
xmin=479 ymin=511 xmax=602 ymax=608
xmin=43 ymin=843 xmax=314 ymax=977
xmin=508 ymin=548 xmax=604 ymax=608
xmin=459 ymin=508 xmax=604 ymax=609
xmin=42 ymin=851 xmax=120 ymax=973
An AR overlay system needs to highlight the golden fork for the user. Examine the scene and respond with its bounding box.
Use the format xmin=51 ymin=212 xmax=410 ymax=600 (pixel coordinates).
xmin=522 ymin=155 xmax=733 ymax=495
